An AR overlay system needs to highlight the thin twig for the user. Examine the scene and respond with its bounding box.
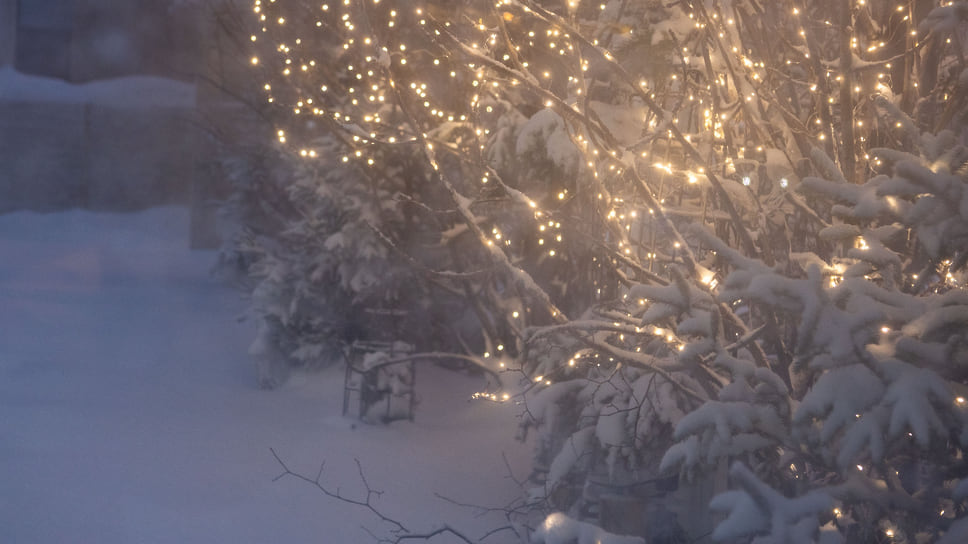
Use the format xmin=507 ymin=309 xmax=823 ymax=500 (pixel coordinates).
xmin=269 ymin=449 xmax=409 ymax=534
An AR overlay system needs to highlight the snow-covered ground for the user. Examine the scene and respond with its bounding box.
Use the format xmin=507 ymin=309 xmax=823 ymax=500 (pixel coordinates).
xmin=0 ymin=67 xmax=196 ymax=108
xmin=0 ymin=207 xmax=529 ymax=543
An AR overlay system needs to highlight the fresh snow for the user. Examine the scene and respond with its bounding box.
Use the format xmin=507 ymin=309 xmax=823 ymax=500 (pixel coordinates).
xmin=0 ymin=207 xmax=529 ymax=543
xmin=533 ymin=512 xmax=644 ymax=544
xmin=0 ymin=67 xmax=196 ymax=108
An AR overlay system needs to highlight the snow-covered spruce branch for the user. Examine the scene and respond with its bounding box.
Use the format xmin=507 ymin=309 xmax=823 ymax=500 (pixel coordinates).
xmin=710 ymin=461 xmax=837 ymax=544
xmin=535 ymin=330 xmax=708 ymax=401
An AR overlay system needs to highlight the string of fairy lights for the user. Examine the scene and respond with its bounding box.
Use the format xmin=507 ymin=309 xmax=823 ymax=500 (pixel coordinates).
xmin=249 ymin=0 xmax=956 ymax=392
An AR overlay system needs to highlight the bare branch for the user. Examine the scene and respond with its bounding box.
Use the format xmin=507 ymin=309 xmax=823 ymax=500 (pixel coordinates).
xmin=269 ymin=448 xmax=408 ymax=534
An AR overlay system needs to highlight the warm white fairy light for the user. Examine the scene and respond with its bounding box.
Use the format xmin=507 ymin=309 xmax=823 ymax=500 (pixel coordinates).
xmin=250 ymin=0 xmax=926 ymax=376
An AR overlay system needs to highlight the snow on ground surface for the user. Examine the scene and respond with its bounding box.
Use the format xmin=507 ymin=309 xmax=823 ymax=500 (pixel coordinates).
xmin=0 ymin=207 xmax=529 ymax=543
xmin=0 ymin=67 xmax=196 ymax=108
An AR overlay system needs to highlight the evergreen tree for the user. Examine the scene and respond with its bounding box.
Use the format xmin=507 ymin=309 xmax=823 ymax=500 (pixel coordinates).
xmin=239 ymin=0 xmax=968 ymax=541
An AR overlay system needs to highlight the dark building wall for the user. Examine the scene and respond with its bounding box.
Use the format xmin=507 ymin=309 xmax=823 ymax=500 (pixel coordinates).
xmin=0 ymin=0 xmax=243 ymax=248
xmin=70 ymin=0 xmax=203 ymax=82
xmin=0 ymin=1 xmax=13 ymax=66
xmin=0 ymin=88 xmax=200 ymax=213
xmin=0 ymin=0 xmax=204 ymax=215
xmin=14 ymin=0 xmax=73 ymax=79
xmin=9 ymin=0 xmax=202 ymax=82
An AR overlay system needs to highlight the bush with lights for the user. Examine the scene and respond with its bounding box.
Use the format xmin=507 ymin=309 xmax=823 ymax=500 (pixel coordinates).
xmin=242 ymin=0 xmax=968 ymax=541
